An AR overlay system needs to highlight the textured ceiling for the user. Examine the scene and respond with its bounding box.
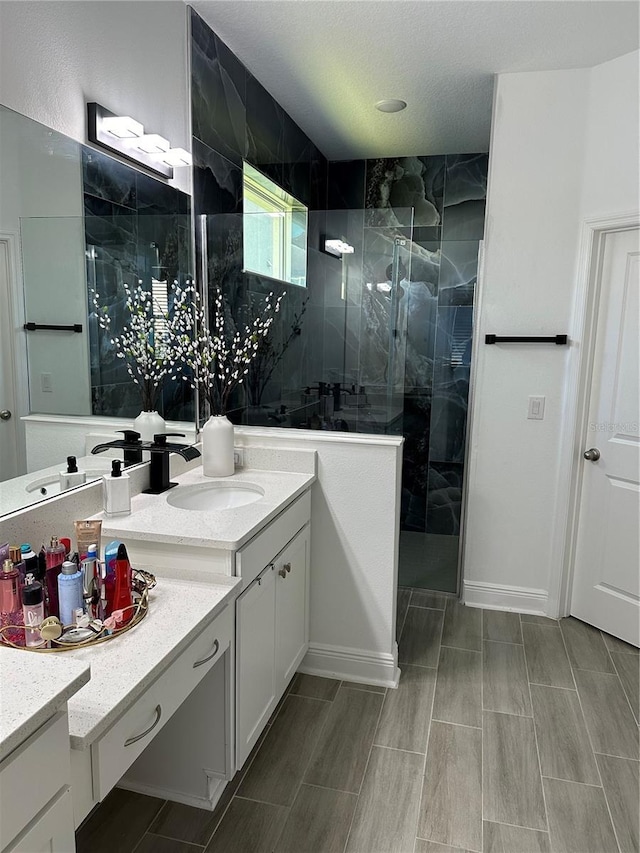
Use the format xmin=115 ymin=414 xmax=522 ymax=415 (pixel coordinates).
xmin=190 ymin=0 xmax=639 ymax=160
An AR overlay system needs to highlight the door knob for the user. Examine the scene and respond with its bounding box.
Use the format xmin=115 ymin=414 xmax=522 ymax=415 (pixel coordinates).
xmin=278 ymin=568 xmax=287 ymax=579
xmin=0 ymin=410 xmax=11 ymax=421
xmin=583 ymin=447 xmax=600 ymax=462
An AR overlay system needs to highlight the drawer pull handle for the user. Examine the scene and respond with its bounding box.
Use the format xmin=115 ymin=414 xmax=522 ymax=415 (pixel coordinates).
xmin=284 ymin=562 xmax=292 ymax=573
xmin=278 ymin=567 xmax=287 ymax=578
xmin=193 ymin=638 xmax=220 ymax=668
xmin=124 ymin=704 xmax=162 ymax=747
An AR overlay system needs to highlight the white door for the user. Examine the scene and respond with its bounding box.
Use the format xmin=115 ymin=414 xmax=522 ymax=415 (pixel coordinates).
xmin=0 ymin=239 xmax=20 ymax=481
xmin=571 ymin=227 xmax=640 ymax=647
xmin=235 ymin=563 xmax=277 ymax=767
xmin=275 ymin=525 xmax=310 ymax=691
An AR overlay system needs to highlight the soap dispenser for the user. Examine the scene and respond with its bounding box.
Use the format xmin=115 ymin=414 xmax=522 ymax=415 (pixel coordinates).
xmin=103 ymin=459 xmax=131 ymax=517
xmin=60 ymin=455 xmax=86 ymax=491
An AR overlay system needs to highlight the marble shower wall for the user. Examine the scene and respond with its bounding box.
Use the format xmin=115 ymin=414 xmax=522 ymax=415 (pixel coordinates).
xmin=329 ymin=154 xmax=488 ymax=536
xmin=190 ymin=9 xmax=330 ymax=424
xmin=83 ymin=147 xmax=193 ymax=421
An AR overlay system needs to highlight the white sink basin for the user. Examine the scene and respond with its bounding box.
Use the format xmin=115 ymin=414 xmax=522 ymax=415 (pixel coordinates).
xmin=167 ymin=482 xmax=264 ymax=511
xmin=25 ymin=471 xmax=108 ymax=496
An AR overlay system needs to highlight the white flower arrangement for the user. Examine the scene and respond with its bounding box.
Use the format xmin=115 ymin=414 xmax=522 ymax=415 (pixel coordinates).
xmin=92 ymin=281 xmax=178 ymax=412
xmin=170 ymin=282 xmax=284 ymax=415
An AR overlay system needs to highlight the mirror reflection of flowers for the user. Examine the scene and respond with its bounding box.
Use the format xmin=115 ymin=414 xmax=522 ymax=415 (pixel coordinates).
xmin=247 ymin=297 xmax=308 ymax=407
xmin=92 ymin=281 xmax=178 ymax=412
xmin=170 ymin=283 xmax=285 ymax=415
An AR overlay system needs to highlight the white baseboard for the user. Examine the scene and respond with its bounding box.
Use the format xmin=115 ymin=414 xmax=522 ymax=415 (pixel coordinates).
xmin=118 ymin=774 xmax=227 ymax=812
xmin=300 ymin=642 xmax=400 ymax=688
xmin=463 ymin=580 xmax=548 ymax=615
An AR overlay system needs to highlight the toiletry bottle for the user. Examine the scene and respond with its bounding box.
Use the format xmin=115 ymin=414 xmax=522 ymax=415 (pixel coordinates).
xmin=20 ymin=544 xmax=41 ymax=586
xmin=103 ymin=459 xmax=131 ymax=516
xmin=0 ymin=559 xmax=24 ymax=645
xmin=58 ymin=561 xmax=84 ymax=627
xmin=103 ymin=540 xmax=121 ymax=616
xmin=22 ymin=582 xmax=45 ymax=647
xmin=60 ymin=456 xmax=86 ymax=491
xmin=45 ymin=537 xmax=66 ymax=618
xmin=10 ymin=546 xmax=26 ymax=585
xmin=81 ymin=544 xmax=98 ymax=609
xmin=113 ymin=543 xmax=133 ymax=626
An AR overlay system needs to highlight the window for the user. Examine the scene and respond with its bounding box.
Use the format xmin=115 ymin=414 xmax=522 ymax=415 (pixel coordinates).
xmin=243 ymin=162 xmax=307 ymax=287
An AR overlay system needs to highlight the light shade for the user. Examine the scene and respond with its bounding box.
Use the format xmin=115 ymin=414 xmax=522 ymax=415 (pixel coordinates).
xmin=101 ymin=115 xmax=144 ymax=139
xmin=158 ymin=147 xmax=193 ymax=167
xmin=134 ymin=134 xmax=171 ymax=154
xmin=324 ymin=238 xmax=355 ymax=257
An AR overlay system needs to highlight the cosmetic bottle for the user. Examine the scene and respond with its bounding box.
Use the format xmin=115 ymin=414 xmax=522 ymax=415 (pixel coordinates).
xmin=58 ymin=561 xmax=84 ymax=627
xmin=60 ymin=456 xmax=86 ymax=491
xmin=103 ymin=459 xmax=131 ymax=517
xmin=22 ymin=582 xmax=45 ymax=647
xmin=10 ymin=546 xmax=26 ymax=585
xmin=0 ymin=559 xmax=24 ymax=646
xmin=20 ymin=544 xmax=41 ymax=586
xmin=103 ymin=540 xmax=121 ymax=616
xmin=113 ymin=543 xmax=133 ymax=626
xmin=81 ymin=543 xmax=98 ymax=607
xmin=45 ymin=537 xmax=66 ymax=618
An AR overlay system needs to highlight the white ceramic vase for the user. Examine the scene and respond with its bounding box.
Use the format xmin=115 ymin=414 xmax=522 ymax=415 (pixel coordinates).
xmin=201 ymin=415 xmax=234 ymax=477
xmin=134 ymin=410 xmax=166 ymax=442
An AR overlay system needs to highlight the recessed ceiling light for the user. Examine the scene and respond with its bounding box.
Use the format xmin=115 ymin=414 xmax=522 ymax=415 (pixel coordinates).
xmin=375 ymin=99 xmax=407 ymax=113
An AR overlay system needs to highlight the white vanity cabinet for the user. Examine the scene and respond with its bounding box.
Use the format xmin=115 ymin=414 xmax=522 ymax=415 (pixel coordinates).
xmin=1 ymin=713 xmax=75 ymax=853
xmin=235 ymin=498 xmax=310 ymax=768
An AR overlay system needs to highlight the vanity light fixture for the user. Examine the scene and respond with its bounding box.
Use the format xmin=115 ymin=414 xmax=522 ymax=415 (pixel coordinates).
xmin=87 ymin=102 xmax=191 ymax=179
xmin=323 ymin=238 xmax=355 ymax=258
xmin=101 ymin=115 xmax=144 ymax=139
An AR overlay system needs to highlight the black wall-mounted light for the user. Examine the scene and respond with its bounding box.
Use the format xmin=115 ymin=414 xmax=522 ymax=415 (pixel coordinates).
xmin=87 ymin=102 xmax=191 ymax=180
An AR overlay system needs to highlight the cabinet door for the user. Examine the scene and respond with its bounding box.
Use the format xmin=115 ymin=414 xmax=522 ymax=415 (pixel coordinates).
xmin=275 ymin=524 xmax=310 ymax=693
xmin=235 ymin=564 xmax=277 ymax=768
xmin=7 ymin=788 xmax=75 ymax=853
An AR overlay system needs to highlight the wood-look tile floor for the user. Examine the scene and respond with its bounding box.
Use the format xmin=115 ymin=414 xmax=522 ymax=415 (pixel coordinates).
xmin=76 ymin=592 xmax=639 ymax=853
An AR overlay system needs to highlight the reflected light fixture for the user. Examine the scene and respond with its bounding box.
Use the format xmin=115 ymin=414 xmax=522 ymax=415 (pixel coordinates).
xmin=323 ymin=238 xmax=355 ymax=258
xmin=375 ymin=99 xmax=407 ymax=113
xmin=87 ymin=102 xmax=191 ymax=179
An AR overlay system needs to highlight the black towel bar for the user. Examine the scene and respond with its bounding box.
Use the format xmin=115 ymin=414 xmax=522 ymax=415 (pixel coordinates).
xmin=485 ymin=334 xmax=568 ymax=345
xmin=24 ymin=322 xmax=83 ymax=333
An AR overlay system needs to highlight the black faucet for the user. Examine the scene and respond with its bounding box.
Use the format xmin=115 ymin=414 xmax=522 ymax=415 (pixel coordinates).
xmin=92 ymin=432 xmax=200 ymax=494
xmin=146 ymin=433 xmax=201 ymax=494
xmin=91 ymin=429 xmax=144 ymax=467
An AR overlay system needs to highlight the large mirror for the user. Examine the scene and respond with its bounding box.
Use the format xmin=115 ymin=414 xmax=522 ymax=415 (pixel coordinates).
xmin=0 ymin=104 xmax=194 ymax=517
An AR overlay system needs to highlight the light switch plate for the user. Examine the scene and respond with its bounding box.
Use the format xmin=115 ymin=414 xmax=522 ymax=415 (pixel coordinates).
xmin=41 ymin=373 xmax=53 ymax=393
xmin=528 ymin=396 xmax=545 ymax=420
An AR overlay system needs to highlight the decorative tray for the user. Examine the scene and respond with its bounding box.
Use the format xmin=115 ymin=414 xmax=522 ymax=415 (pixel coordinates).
xmin=0 ymin=569 xmax=156 ymax=652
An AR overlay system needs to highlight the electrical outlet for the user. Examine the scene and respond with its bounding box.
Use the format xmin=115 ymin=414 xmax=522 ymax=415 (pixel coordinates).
xmin=41 ymin=373 xmax=53 ymax=393
xmin=528 ymin=396 xmax=545 ymax=420
xmin=233 ymin=448 xmax=244 ymax=467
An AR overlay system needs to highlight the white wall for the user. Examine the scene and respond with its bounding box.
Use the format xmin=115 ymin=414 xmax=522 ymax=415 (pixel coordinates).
xmin=0 ymin=1 xmax=191 ymax=194
xmin=235 ymin=429 xmax=403 ymax=686
xmin=463 ymin=51 xmax=640 ymax=615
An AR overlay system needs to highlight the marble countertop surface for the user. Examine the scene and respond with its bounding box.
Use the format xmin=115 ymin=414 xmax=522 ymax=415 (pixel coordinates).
xmin=0 ymin=650 xmax=90 ymax=763
xmin=65 ymin=575 xmax=240 ymax=749
xmin=94 ymin=465 xmax=316 ymax=550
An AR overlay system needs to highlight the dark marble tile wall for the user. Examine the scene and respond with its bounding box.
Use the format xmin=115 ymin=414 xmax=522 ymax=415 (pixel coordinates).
xmin=327 ymin=153 xmax=487 ymax=535
xmin=190 ymin=8 xmax=331 ymax=427
xmin=83 ymin=147 xmax=193 ymax=421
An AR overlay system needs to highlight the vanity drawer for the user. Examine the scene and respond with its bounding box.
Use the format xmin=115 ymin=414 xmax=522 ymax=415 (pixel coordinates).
xmin=0 ymin=712 xmax=70 ymax=851
xmin=236 ymin=490 xmax=311 ymax=589
xmin=93 ymin=604 xmax=232 ymax=799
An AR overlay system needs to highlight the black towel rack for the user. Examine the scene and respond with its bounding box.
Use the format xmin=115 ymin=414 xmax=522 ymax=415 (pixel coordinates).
xmin=24 ymin=322 xmax=83 ymax=333
xmin=485 ymin=334 xmax=568 ymax=345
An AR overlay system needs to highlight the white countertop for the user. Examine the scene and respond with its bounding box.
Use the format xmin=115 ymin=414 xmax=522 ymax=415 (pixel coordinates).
xmin=65 ymin=575 xmax=240 ymax=749
xmin=94 ymin=466 xmax=316 ymax=550
xmin=0 ymin=651 xmax=90 ymax=763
